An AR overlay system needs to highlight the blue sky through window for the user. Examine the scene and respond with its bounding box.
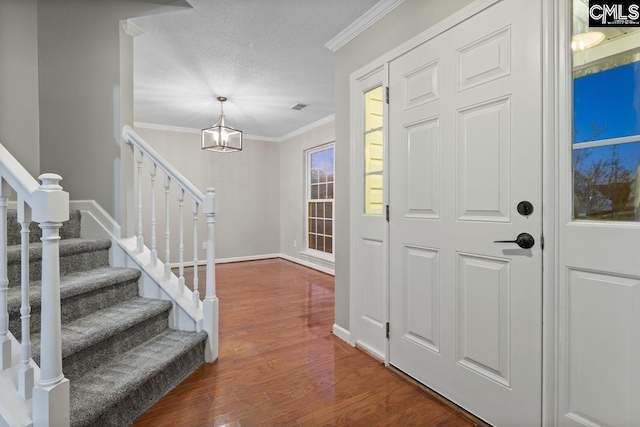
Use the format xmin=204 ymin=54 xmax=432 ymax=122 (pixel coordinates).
xmin=311 ymin=148 xmax=334 ymax=178
xmin=574 ymin=61 xmax=640 ymax=172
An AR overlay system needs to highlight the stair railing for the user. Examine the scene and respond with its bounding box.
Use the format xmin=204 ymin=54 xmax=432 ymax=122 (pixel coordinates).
xmin=122 ymin=126 xmax=218 ymax=363
xmin=0 ymin=143 xmax=70 ymax=426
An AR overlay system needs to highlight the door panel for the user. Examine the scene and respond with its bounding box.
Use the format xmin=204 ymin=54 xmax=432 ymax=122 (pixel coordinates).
xmin=389 ymin=0 xmax=542 ymax=425
xmin=456 ymin=253 xmax=510 ymax=387
xmin=457 ymin=97 xmax=511 ymax=221
xmin=564 ymin=269 xmax=639 ymax=427
xmin=405 ymin=119 xmax=440 ymax=218
xmin=403 ymin=245 xmax=440 ymax=353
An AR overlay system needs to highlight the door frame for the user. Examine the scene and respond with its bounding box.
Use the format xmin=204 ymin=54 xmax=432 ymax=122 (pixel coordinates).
xmin=348 ymin=0 xmax=566 ymax=424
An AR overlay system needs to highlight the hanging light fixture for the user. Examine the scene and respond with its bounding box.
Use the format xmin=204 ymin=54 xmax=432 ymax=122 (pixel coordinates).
xmin=201 ymin=96 xmax=243 ymax=152
xmin=571 ymin=31 xmax=605 ymax=51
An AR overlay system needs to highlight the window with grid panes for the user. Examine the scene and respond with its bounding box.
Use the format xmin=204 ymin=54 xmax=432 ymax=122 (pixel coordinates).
xmin=307 ymin=145 xmax=334 ymax=256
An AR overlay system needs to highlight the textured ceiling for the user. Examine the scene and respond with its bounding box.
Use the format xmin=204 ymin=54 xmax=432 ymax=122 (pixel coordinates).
xmin=132 ymin=0 xmax=380 ymax=139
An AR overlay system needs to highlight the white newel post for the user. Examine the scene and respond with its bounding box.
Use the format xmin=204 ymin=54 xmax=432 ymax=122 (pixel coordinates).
xmin=0 ymin=178 xmax=10 ymax=370
xmin=32 ymin=174 xmax=70 ymax=427
xmin=203 ymin=188 xmax=218 ymax=363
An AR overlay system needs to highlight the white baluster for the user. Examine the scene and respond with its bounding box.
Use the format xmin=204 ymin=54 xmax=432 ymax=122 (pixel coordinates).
xmin=178 ymin=189 xmax=185 ymax=289
xmin=32 ymin=173 xmax=70 ymax=427
xmin=136 ymin=148 xmax=144 ymax=252
xmin=192 ymin=200 xmax=199 ymax=306
xmin=150 ymin=163 xmax=157 ymax=266
xmin=164 ymin=175 xmax=171 ymax=279
xmin=203 ymin=188 xmax=218 ymax=362
xmin=0 ymin=179 xmax=10 ymax=370
xmin=18 ymin=200 xmax=33 ymax=399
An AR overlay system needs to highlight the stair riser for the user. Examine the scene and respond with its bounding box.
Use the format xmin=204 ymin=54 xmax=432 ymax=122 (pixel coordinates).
xmin=8 ymin=278 xmax=140 ymax=340
xmin=73 ymin=340 xmax=205 ymax=427
xmin=5 ymin=210 xmax=82 ymax=246
xmin=62 ymin=309 xmax=171 ymax=382
xmin=6 ymin=248 xmax=110 ymax=288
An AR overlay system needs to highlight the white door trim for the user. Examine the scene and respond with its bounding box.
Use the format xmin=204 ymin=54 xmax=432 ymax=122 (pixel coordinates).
xmin=542 ymin=0 xmax=571 ymax=424
xmin=348 ymin=0 xmax=565 ymax=424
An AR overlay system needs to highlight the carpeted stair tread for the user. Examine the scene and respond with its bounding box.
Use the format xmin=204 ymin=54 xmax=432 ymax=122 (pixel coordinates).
xmin=6 ymin=238 xmax=111 ymax=264
xmin=32 ymin=297 xmax=172 ymax=359
xmin=69 ymin=329 xmax=207 ymax=427
xmin=6 ymin=267 xmax=141 ymax=314
xmin=6 ymin=238 xmax=112 ymax=288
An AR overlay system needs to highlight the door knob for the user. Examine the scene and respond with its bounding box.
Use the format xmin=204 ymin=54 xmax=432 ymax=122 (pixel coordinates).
xmin=494 ymin=233 xmax=535 ymax=249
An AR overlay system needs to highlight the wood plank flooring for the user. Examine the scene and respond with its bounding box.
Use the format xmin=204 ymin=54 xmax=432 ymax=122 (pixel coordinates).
xmin=132 ymin=259 xmax=488 ymax=426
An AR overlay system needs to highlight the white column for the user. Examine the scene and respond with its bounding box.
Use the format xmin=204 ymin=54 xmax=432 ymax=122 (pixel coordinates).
xmin=203 ymin=188 xmax=218 ymax=363
xmin=18 ymin=200 xmax=33 ymax=399
xmin=0 ymin=179 xmax=10 ymax=370
xmin=32 ymin=174 xmax=69 ymax=427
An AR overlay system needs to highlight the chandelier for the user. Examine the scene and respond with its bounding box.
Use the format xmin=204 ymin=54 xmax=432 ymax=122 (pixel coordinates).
xmin=201 ymin=96 xmax=243 ymax=152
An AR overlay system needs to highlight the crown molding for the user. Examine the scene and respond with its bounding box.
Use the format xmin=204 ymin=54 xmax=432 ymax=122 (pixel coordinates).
xmin=135 ymin=114 xmax=335 ymax=143
xmin=134 ymin=122 xmax=199 ymax=134
xmin=325 ymin=0 xmax=405 ymax=52
xmin=121 ymin=20 xmax=145 ymax=38
xmin=134 ymin=122 xmax=281 ymax=142
xmin=279 ymin=114 xmax=335 ymax=142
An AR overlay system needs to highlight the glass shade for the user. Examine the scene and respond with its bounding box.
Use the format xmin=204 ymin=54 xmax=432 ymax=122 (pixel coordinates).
xmin=201 ymin=115 xmax=242 ymax=153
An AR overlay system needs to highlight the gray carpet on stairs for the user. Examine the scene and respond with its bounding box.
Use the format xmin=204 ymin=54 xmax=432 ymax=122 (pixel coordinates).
xmin=70 ymin=330 xmax=207 ymax=427
xmin=5 ymin=210 xmax=208 ymax=426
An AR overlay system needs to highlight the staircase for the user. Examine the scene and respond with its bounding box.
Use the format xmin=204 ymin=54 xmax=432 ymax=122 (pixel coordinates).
xmin=5 ymin=209 xmax=207 ymax=426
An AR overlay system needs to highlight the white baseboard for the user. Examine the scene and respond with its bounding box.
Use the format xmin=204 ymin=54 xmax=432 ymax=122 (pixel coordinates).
xmin=170 ymin=253 xmax=335 ymax=276
xmin=279 ymin=253 xmax=335 ymax=276
xmin=332 ymin=324 xmax=351 ymax=344
xmin=169 ymin=253 xmax=280 ymax=268
xmin=216 ymin=253 xmax=280 ymax=264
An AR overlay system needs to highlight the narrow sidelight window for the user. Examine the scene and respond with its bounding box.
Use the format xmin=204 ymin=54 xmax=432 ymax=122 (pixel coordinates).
xmin=364 ymin=86 xmax=384 ymax=215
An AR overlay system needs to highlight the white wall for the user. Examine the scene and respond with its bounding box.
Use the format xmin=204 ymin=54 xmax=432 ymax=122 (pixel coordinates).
xmin=279 ymin=120 xmax=335 ymax=272
xmin=133 ymin=127 xmax=281 ymax=262
xmin=334 ymin=0 xmax=475 ymax=330
xmin=0 ymin=0 xmax=40 ymax=177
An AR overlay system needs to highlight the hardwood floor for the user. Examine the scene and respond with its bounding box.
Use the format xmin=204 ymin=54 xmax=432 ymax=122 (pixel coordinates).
xmin=132 ymin=259 xmax=488 ymax=426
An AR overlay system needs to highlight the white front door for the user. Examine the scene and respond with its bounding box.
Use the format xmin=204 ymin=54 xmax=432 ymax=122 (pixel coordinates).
xmin=388 ymin=0 xmax=543 ymax=425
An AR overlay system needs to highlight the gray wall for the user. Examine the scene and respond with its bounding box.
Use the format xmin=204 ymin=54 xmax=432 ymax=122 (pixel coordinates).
xmin=0 ymin=0 xmax=40 ymax=177
xmin=334 ymin=0 xmax=475 ymax=330
xmin=36 ymin=0 xmax=190 ymax=221
xmin=280 ymin=121 xmax=335 ymax=270
xmin=133 ymin=127 xmax=281 ymax=262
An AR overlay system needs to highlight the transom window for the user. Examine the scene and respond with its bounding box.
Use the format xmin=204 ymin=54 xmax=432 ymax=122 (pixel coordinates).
xmin=307 ymin=145 xmax=334 ymax=255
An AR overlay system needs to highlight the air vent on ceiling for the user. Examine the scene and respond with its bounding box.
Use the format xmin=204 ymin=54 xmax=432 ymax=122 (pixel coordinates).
xmin=290 ymin=103 xmax=308 ymax=111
